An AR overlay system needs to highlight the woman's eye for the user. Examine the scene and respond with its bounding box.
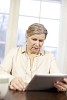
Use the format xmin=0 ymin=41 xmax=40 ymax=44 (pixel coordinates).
xmin=32 ymin=39 xmax=37 ymax=41
xmin=39 ymin=40 xmax=44 ymax=42
xmin=32 ymin=39 xmax=44 ymax=42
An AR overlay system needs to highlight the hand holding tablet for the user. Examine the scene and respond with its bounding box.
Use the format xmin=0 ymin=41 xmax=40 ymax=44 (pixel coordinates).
xmin=25 ymin=74 xmax=67 ymax=91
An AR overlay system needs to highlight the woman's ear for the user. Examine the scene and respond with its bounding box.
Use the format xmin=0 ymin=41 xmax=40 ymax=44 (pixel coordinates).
xmin=25 ymin=32 xmax=28 ymax=42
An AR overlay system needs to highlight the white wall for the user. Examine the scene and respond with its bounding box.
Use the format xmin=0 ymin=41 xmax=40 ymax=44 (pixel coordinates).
xmin=58 ymin=0 xmax=67 ymax=73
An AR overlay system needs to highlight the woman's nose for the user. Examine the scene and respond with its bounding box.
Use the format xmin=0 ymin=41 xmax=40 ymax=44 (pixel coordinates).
xmin=36 ymin=40 xmax=40 ymax=46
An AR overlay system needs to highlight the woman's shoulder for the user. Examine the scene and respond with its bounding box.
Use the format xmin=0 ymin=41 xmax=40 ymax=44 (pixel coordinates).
xmin=5 ymin=47 xmax=22 ymax=57
xmin=9 ymin=44 xmax=25 ymax=52
xmin=44 ymin=50 xmax=55 ymax=58
xmin=44 ymin=50 xmax=53 ymax=55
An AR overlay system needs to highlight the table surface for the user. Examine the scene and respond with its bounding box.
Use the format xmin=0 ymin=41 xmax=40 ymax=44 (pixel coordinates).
xmin=4 ymin=89 xmax=67 ymax=100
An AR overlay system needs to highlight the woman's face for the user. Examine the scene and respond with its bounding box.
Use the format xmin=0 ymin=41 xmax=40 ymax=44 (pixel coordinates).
xmin=26 ymin=34 xmax=45 ymax=54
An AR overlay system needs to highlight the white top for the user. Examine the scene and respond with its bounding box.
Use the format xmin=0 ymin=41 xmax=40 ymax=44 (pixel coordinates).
xmin=1 ymin=45 xmax=60 ymax=83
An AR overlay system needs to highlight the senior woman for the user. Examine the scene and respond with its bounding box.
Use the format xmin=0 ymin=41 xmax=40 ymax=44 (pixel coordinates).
xmin=0 ymin=23 xmax=67 ymax=92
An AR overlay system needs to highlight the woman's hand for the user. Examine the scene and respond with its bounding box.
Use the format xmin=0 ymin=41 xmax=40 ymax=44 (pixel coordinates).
xmin=54 ymin=78 xmax=67 ymax=92
xmin=9 ymin=77 xmax=26 ymax=91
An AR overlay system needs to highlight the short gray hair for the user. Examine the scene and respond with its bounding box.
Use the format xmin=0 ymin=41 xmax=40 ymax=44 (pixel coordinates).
xmin=26 ymin=23 xmax=48 ymax=39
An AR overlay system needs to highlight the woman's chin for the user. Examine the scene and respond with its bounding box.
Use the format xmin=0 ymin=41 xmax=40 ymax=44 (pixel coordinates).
xmin=31 ymin=50 xmax=40 ymax=54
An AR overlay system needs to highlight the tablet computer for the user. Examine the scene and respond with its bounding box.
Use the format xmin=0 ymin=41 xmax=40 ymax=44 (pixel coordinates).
xmin=25 ymin=74 xmax=67 ymax=91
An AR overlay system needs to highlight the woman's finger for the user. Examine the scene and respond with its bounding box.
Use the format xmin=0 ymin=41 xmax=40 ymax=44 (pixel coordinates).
xmin=10 ymin=78 xmax=26 ymax=91
xmin=54 ymin=82 xmax=67 ymax=92
xmin=10 ymin=84 xmax=16 ymax=90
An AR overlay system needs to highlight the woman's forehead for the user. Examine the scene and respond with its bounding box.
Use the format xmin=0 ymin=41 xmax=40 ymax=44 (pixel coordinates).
xmin=28 ymin=34 xmax=45 ymax=39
